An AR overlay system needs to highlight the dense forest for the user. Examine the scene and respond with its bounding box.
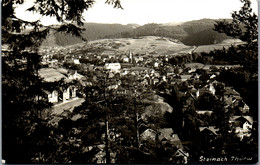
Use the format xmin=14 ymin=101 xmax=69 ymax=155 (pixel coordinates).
xmin=113 ymin=19 xmax=231 ymax=46
xmin=42 ymin=23 xmax=135 ymax=46
xmin=42 ymin=19 xmax=232 ymax=46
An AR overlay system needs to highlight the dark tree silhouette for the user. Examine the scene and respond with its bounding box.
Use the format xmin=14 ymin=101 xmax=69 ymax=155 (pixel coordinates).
xmin=214 ymin=0 xmax=258 ymax=73
xmin=214 ymin=0 xmax=257 ymax=44
xmin=2 ymin=0 xmax=122 ymax=163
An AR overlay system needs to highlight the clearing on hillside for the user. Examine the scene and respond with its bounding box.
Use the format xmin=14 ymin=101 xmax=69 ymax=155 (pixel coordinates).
xmin=90 ymin=36 xmax=194 ymax=56
xmin=194 ymin=39 xmax=245 ymax=53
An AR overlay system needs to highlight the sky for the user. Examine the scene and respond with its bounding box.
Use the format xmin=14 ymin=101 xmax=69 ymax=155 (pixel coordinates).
xmin=15 ymin=0 xmax=258 ymax=26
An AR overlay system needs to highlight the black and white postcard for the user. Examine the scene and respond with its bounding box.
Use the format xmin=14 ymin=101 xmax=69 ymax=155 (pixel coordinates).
xmin=1 ymin=0 xmax=258 ymax=164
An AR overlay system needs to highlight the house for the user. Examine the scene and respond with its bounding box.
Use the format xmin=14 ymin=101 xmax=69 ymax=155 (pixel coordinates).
xmin=104 ymin=63 xmax=121 ymax=73
xmin=154 ymin=61 xmax=159 ymax=68
xmin=208 ymin=83 xmax=216 ymax=95
xmin=230 ymin=116 xmax=253 ymax=130
xmin=107 ymin=84 xmax=118 ymax=90
xmin=108 ymin=72 xmax=115 ymax=78
xmin=107 ymin=78 xmax=120 ymax=90
xmin=122 ymin=56 xmax=129 ymax=63
xmin=83 ymin=144 xmax=107 ymax=163
xmin=229 ymin=116 xmax=253 ymax=140
xmin=224 ymin=87 xmax=240 ymax=100
xmin=73 ymin=59 xmax=80 ymax=64
xmin=62 ymin=87 xmax=70 ymax=101
xmin=197 ymin=86 xmax=208 ymax=97
xmin=101 ymin=50 xmax=116 ymax=59
xmin=209 ymin=74 xmax=216 ymax=79
xmin=45 ymin=90 xmax=58 ymax=103
xmin=224 ymin=97 xmax=239 ymax=108
xmin=182 ymin=93 xmax=197 ymax=110
xmin=188 ymin=68 xmax=197 ymax=73
xmin=239 ymin=101 xmax=250 ymax=114
xmin=196 ymin=110 xmax=213 ymax=115
xmin=140 ymin=128 xmax=157 ymax=141
xmin=39 ymin=68 xmax=70 ymax=103
xmin=39 ymin=68 xmax=79 ymax=102
xmin=180 ymin=75 xmax=192 ymax=81
xmin=190 ymin=87 xmax=198 ymax=97
xmin=175 ymin=149 xmax=189 ymax=164
xmin=48 ymin=59 xmax=59 ymax=67
xmin=152 ymin=77 xmax=160 ymax=85
xmin=68 ymin=70 xmax=84 ymax=80
xmin=195 ymin=84 xmax=216 ymax=97
xmin=121 ymin=69 xmax=130 ymax=76
xmin=141 ymin=78 xmax=149 ymax=86
xmin=158 ymin=128 xmax=183 ymax=149
xmin=116 ymin=86 xmax=127 ymax=95
xmin=199 ymin=126 xmax=219 ymax=143
xmin=199 ymin=126 xmax=219 ymax=135
xmin=153 ymin=72 xmax=160 ymax=78
xmin=167 ymin=73 xmax=175 ymax=78
xmin=120 ymin=63 xmax=134 ymax=69
xmin=134 ymin=56 xmax=144 ymax=63
xmin=71 ymin=86 xmax=77 ymax=98
xmin=199 ymin=126 xmax=219 ymax=152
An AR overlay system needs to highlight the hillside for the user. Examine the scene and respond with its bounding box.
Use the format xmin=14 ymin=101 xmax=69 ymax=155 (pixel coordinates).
xmin=179 ymin=19 xmax=232 ymax=45
xmin=194 ymin=39 xmax=245 ymax=53
xmin=42 ymin=19 xmax=232 ymax=47
xmin=42 ymin=23 xmax=136 ymax=46
xmin=107 ymin=19 xmax=232 ymax=46
xmin=88 ymin=36 xmax=194 ymax=56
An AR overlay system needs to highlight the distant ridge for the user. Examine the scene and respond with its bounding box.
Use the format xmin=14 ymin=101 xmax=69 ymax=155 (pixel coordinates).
xmin=42 ymin=19 xmax=232 ymax=47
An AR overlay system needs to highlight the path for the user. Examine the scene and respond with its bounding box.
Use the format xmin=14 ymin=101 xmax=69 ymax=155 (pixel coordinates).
xmin=52 ymin=97 xmax=85 ymax=115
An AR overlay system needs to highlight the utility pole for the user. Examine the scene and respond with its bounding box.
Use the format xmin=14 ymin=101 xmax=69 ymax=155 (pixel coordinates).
xmin=134 ymin=87 xmax=141 ymax=148
xmin=104 ymin=70 xmax=111 ymax=164
xmin=136 ymin=112 xmax=140 ymax=147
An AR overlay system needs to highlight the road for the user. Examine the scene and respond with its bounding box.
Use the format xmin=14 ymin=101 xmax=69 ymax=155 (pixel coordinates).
xmin=48 ymin=97 xmax=85 ymax=126
xmin=52 ymin=97 xmax=85 ymax=115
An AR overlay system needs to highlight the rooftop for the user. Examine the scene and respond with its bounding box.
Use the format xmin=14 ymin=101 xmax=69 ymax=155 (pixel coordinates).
xmin=199 ymin=126 xmax=219 ymax=135
xmin=230 ymin=116 xmax=253 ymax=125
xmin=39 ymin=68 xmax=67 ymax=82
xmin=224 ymin=87 xmax=240 ymax=96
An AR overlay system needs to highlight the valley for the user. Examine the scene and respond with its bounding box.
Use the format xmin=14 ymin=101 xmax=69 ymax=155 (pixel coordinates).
xmin=42 ymin=18 xmax=232 ymax=47
xmin=3 ymin=0 xmax=258 ymax=164
xmin=36 ymin=34 xmax=257 ymax=164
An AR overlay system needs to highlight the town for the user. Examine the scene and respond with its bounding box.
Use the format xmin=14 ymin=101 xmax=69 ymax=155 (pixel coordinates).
xmin=2 ymin=0 xmax=257 ymax=163
xmin=35 ymin=36 xmax=255 ymax=163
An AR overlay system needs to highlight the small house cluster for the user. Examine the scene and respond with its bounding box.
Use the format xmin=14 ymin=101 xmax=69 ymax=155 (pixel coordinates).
xmin=39 ymin=68 xmax=83 ymax=103
xmin=38 ymin=38 xmax=255 ymax=163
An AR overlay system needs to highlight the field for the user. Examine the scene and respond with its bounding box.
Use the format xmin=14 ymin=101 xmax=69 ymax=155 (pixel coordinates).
xmin=194 ymin=39 xmax=245 ymax=53
xmin=185 ymin=63 xmax=241 ymax=70
xmin=42 ymin=37 xmax=245 ymax=60
xmin=90 ymin=36 xmax=195 ymax=56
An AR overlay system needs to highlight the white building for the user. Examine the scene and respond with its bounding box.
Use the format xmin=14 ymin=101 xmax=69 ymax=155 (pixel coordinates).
xmin=74 ymin=59 xmax=80 ymax=64
xmin=47 ymin=90 xmax=58 ymax=103
xmin=104 ymin=63 xmax=121 ymax=73
xmin=154 ymin=62 xmax=159 ymax=68
xmin=123 ymin=57 xmax=129 ymax=63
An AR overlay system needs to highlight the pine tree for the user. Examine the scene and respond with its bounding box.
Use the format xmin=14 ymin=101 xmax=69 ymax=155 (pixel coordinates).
xmin=2 ymin=0 xmax=122 ymax=163
xmin=214 ymin=0 xmax=257 ymax=44
xmin=214 ymin=0 xmax=258 ymax=73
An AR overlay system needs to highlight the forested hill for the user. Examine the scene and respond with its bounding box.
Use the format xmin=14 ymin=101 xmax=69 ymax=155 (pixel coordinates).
xmin=180 ymin=19 xmax=232 ymax=45
xmin=42 ymin=23 xmax=137 ymax=46
xmin=109 ymin=19 xmax=232 ymax=46
xmin=42 ymin=19 xmax=232 ymax=46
